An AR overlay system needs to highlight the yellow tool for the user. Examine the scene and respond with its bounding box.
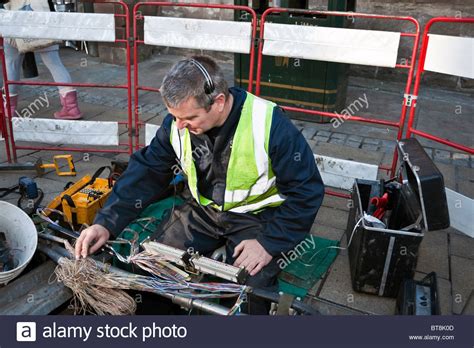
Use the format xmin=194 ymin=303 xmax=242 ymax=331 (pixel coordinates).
xmin=47 ymin=166 xmax=112 ymax=226
xmin=47 ymin=175 xmax=92 ymax=212
xmin=0 ymin=155 xmax=76 ymax=177
xmin=39 ymin=155 xmax=76 ymax=176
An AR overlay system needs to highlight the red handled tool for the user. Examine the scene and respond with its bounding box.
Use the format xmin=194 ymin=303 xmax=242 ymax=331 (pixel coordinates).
xmin=370 ymin=193 xmax=389 ymax=220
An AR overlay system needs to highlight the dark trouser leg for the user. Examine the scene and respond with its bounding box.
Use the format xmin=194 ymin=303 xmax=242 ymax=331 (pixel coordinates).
xmin=152 ymin=200 xmax=282 ymax=315
xmin=151 ymin=199 xmax=224 ymax=254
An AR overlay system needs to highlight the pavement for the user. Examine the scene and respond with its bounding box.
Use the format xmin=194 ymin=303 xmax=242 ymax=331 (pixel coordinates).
xmin=0 ymin=48 xmax=473 ymax=315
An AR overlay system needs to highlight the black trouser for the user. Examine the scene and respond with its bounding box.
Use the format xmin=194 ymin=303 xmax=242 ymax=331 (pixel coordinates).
xmin=151 ymin=198 xmax=281 ymax=314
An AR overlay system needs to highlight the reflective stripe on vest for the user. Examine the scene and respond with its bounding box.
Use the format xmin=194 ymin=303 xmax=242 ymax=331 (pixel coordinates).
xmin=170 ymin=92 xmax=286 ymax=213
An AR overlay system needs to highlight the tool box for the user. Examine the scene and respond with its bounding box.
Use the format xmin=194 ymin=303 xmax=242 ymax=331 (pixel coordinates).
xmin=396 ymin=272 xmax=440 ymax=315
xmin=345 ymin=138 xmax=450 ymax=297
xmin=47 ymin=167 xmax=113 ymax=226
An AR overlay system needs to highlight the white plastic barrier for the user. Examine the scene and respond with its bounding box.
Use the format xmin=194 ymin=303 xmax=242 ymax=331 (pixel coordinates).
xmin=12 ymin=118 xmax=119 ymax=146
xmin=314 ymin=154 xmax=378 ymax=190
xmin=262 ymin=23 xmax=401 ymax=68
xmin=445 ymin=188 xmax=474 ymax=237
xmin=144 ymin=17 xmax=252 ymax=53
xmin=145 ymin=123 xmax=160 ymax=146
xmin=0 ymin=11 xmax=116 ymax=42
xmin=424 ymin=34 xmax=474 ymax=79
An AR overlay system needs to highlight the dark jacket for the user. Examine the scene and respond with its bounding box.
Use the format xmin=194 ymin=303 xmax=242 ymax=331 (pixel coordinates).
xmin=94 ymin=87 xmax=325 ymax=256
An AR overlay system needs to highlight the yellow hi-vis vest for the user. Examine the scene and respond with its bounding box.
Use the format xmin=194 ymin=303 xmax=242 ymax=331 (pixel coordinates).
xmin=170 ymin=92 xmax=286 ymax=213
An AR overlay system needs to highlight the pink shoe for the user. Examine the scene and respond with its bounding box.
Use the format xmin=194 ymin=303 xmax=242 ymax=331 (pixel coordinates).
xmin=54 ymin=91 xmax=82 ymax=120
xmin=2 ymin=91 xmax=18 ymax=118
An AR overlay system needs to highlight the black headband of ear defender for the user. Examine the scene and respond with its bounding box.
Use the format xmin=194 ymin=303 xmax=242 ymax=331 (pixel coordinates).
xmin=189 ymin=58 xmax=215 ymax=97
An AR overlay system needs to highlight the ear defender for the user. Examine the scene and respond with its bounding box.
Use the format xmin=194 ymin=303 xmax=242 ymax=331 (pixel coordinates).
xmin=189 ymin=58 xmax=215 ymax=106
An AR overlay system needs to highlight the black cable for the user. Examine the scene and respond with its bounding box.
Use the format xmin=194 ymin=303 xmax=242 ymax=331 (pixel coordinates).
xmin=0 ymin=184 xmax=20 ymax=198
xmin=17 ymin=188 xmax=44 ymax=216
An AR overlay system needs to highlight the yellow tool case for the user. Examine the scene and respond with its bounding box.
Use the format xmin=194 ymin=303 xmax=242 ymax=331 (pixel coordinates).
xmin=47 ymin=166 xmax=113 ymax=226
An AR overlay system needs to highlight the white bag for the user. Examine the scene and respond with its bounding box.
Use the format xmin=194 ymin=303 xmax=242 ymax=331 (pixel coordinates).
xmin=5 ymin=0 xmax=61 ymax=53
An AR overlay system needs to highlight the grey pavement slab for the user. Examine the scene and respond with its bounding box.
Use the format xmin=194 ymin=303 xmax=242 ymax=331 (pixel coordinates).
xmin=435 ymin=162 xmax=456 ymax=192
xmin=313 ymin=142 xmax=384 ymax=166
xmin=318 ymin=253 xmax=396 ymax=315
xmin=450 ymin=255 xmax=474 ymax=314
xmin=322 ymin=194 xmax=351 ymax=212
xmin=310 ymin=223 xmax=345 ymax=243
xmin=416 ymin=230 xmax=450 ymax=280
xmin=449 ymin=230 xmax=474 ymax=260
xmin=313 ymin=206 xmax=349 ymax=231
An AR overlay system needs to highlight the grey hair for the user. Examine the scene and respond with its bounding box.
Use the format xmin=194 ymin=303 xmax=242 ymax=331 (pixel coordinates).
xmin=160 ymin=55 xmax=229 ymax=110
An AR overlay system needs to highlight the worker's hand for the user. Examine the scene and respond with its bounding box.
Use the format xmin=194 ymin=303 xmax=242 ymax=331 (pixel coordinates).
xmin=74 ymin=224 xmax=110 ymax=260
xmin=232 ymin=239 xmax=272 ymax=276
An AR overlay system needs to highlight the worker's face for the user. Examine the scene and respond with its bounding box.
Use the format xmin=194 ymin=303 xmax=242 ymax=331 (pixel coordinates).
xmin=168 ymin=94 xmax=227 ymax=135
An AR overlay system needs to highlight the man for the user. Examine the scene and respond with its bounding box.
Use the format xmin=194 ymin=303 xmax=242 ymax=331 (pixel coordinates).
xmin=75 ymin=56 xmax=324 ymax=311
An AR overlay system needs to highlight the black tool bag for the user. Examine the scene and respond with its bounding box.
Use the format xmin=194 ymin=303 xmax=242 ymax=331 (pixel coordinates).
xmin=346 ymin=138 xmax=450 ymax=298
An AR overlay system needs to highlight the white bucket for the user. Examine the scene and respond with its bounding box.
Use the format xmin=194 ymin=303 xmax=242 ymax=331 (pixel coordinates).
xmin=0 ymin=201 xmax=38 ymax=285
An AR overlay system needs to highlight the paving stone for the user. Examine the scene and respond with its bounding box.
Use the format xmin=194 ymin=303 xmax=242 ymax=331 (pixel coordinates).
xmin=380 ymin=139 xmax=396 ymax=153
xmin=414 ymin=272 xmax=452 ymax=315
xmin=361 ymin=144 xmax=379 ymax=152
xmin=416 ymin=229 xmax=450 ymax=280
xmin=456 ymin=165 xmax=473 ymax=181
xmin=313 ymin=142 xmax=383 ymax=165
xmin=313 ymin=206 xmax=349 ymax=231
xmin=434 ymin=163 xmax=456 ymax=191
xmin=328 ymin=138 xmax=345 ymax=145
xmin=449 ymin=231 xmax=474 ymax=260
xmin=301 ymin=126 xmax=318 ymax=140
xmin=331 ymin=133 xmax=347 ymax=140
xmin=433 ymin=149 xmax=452 ymax=164
xmin=310 ymin=223 xmax=345 ymax=242
xmin=322 ymin=194 xmax=351 ymax=212
xmin=450 ymin=255 xmax=474 ymax=314
xmin=452 ymin=153 xmax=470 ymax=167
xmin=317 ymin=130 xmax=332 ymax=137
xmin=314 ymin=136 xmax=329 ymax=143
xmin=362 ymin=138 xmax=380 ymax=145
xmin=347 ymin=135 xmax=363 ymax=142
xmin=345 ymin=140 xmax=361 ymax=148
xmin=318 ymin=254 xmax=396 ymax=314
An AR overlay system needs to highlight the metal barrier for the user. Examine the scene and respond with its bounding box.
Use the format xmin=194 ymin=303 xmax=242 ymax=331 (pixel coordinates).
xmin=133 ymin=1 xmax=257 ymax=150
xmin=406 ymin=17 xmax=474 ymax=154
xmin=0 ymin=0 xmax=133 ymax=162
xmin=256 ymin=8 xmax=421 ymax=197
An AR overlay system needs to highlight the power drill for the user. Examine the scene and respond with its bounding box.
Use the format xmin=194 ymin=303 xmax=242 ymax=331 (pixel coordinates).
xmin=18 ymin=177 xmax=39 ymax=199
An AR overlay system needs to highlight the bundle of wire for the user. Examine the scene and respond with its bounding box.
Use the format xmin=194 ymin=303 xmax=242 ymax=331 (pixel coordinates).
xmin=54 ymin=255 xmax=247 ymax=315
xmin=38 ymin=209 xmax=247 ymax=314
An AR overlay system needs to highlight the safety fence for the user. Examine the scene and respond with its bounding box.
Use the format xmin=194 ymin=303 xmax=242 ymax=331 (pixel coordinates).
xmin=1 ymin=5 xmax=472 ymax=202
xmin=0 ymin=0 xmax=132 ymax=162
xmin=255 ymin=8 xmax=421 ymax=197
xmin=132 ymin=2 xmax=257 ymax=149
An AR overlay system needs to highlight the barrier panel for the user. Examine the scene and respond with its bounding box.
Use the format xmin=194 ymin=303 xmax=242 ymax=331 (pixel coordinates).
xmin=256 ymin=8 xmax=421 ymax=197
xmin=406 ymin=17 xmax=473 ymax=237
xmin=406 ymin=17 xmax=474 ymax=154
xmin=133 ymin=1 xmax=257 ymax=149
xmin=0 ymin=0 xmax=133 ymax=162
